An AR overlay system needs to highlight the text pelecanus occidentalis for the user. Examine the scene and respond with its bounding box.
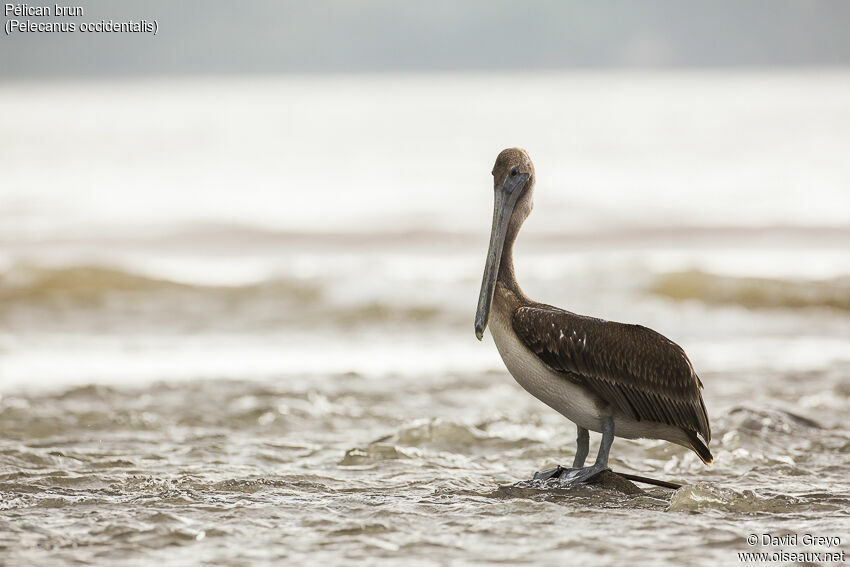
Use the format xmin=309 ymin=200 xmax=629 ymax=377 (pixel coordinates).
xmin=475 ymin=148 xmax=712 ymax=484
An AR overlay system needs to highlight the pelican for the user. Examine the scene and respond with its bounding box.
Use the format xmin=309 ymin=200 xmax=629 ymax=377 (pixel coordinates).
xmin=475 ymin=148 xmax=712 ymax=484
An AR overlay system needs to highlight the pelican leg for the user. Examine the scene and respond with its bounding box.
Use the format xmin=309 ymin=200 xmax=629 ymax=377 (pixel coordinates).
xmin=572 ymin=426 xmax=589 ymax=468
xmin=532 ymin=425 xmax=591 ymax=481
xmin=532 ymin=416 xmax=614 ymax=485
xmin=594 ymin=415 xmax=614 ymax=468
xmin=557 ymin=415 xmax=614 ymax=484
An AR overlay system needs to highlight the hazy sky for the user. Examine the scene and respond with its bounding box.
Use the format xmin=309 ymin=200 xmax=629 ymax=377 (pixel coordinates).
xmin=1 ymin=0 xmax=849 ymax=78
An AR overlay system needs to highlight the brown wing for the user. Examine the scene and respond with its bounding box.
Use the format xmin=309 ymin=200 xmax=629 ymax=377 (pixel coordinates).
xmin=513 ymin=304 xmax=710 ymax=442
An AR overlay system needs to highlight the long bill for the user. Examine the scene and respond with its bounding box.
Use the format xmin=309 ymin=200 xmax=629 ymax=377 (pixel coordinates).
xmin=475 ymin=182 xmax=522 ymax=340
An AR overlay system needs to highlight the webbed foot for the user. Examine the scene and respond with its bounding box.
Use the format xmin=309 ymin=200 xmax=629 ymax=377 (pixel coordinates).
xmin=532 ymin=466 xmax=565 ymax=481
xmin=532 ymin=464 xmax=611 ymax=485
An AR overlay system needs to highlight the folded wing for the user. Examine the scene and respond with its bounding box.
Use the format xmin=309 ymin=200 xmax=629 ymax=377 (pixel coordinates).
xmin=513 ymin=304 xmax=711 ymax=442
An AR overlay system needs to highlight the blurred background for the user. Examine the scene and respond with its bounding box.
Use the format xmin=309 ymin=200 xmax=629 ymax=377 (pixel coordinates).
xmin=1 ymin=2 xmax=850 ymax=565
xmin=2 ymin=0 xmax=849 ymax=387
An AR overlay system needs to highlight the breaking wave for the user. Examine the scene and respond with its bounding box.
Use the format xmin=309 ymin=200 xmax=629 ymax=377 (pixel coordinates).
xmin=0 ymin=263 xmax=320 ymax=303
xmin=650 ymin=270 xmax=850 ymax=312
xmin=0 ymin=263 xmax=448 ymax=331
xmin=669 ymin=483 xmax=800 ymax=513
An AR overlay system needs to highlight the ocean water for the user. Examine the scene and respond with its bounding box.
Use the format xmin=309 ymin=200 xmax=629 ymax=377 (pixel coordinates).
xmin=1 ymin=71 xmax=849 ymax=565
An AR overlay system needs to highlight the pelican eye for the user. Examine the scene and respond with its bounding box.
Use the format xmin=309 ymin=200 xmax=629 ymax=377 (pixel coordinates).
xmin=510 ymin=167 xmax=519 ymax=177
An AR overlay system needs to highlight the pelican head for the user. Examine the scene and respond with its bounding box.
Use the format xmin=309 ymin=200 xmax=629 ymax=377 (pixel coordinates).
xmin=474 ymin=148 xmax=535 ymax=340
